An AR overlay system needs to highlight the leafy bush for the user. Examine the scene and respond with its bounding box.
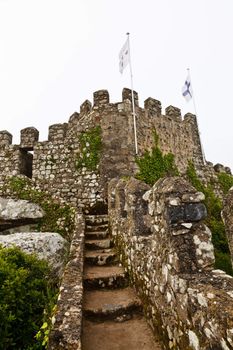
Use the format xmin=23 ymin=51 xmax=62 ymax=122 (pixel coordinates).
xmin=186 ymin=161 xmax=233 ymax=275
xmin=136 ymin=131 xmax=179 ymax=185
xmin=217 ymin=172 xmax=233 ymax=194
xmin=0 ymin=246 xmax=56 ymax=350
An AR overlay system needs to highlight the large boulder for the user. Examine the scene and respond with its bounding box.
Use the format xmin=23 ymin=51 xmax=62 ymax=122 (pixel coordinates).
xmin=0 ymin=232 xmax=68 ymax=278
xmin=0 ymin=198 xmax=44 ymax=219
xmin=0 ymin=198 xmax=44 ymax=231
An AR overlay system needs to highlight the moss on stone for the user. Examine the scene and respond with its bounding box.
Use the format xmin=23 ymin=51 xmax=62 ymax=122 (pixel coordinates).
xmin=76 ymin=126 xmax=102 ymax=171
xmin=3 ymin=176 xmax=75 ymax=240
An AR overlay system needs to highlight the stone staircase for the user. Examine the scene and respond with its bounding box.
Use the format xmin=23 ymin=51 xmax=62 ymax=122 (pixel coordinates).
xmin=82 ymin=214 xmax=162 ymax=350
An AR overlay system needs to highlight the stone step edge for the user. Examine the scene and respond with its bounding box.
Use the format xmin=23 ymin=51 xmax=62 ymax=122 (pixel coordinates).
xmin=84 ymin=250 xmax=118 ymax=266
xmin=86 ymin=225 xmax=109 ymax=232
xmin=84 ymin=273 xmax=128 ymax=290
xmin=83 ymin=301 xmax=143 ymax=321
xmin=85 ymin=239 xmax=112 ymax=250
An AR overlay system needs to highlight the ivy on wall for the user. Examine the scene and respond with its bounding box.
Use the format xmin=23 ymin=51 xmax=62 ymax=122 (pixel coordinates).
xmin=76 ymin=126 xmax=102 ymax=171
xmin=186 ymin=161 xmax=233 ymax=275
xmin=135 ymin=130 xmax=179 ymax=186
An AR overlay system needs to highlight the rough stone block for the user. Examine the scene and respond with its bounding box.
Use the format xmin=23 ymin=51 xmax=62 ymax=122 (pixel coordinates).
xmin=122 ymin=88 xmax=139 ymax=107
xmin=144 ymin=97 xmax=161 ymax=116
xmin=165 ymin=105 xmax=181 ymax=121
xmin=168 ymin=203 xmax=207 ymax=224
xmin=0 ymin=130 xmax=12 ymax=147
xmin=20 ymin=127 xmax=39 ymax=150
xmin=48 ymin=123 xmax=67 ymax=142
xmin=93 ymin=90 xmax=109 ymax=106
xmin=80 ymin=100 xmax=92 ymax=116
xmin=68 ymin=112 xmax=80 ymax=124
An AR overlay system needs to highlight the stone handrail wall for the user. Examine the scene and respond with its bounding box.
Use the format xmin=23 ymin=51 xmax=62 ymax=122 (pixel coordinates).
xmin=48 ymin=212 xmax=85 ymax=350
xmin=108 ymin=176 xmax=233 ymax=349
xmin=222 ymin=187 xmax=233 ymax=269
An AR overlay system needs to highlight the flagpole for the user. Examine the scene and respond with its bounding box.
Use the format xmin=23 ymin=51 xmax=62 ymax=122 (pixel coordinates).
xmin=126 ymin=33 xmax=138 ymax=155
xmin=187 ymin=68 xmax=206 ymax=165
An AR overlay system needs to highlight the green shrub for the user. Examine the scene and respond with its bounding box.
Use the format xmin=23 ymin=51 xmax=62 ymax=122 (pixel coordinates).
xmin=217 ymin=172 xmax=233 ymax=194
xmin=136 ymin=131 xmax=179 ymax=185
xmin=0 ymin=246 xmax=56 ymax=350
xmin=186 ymin=161 xmax=233 ymax=275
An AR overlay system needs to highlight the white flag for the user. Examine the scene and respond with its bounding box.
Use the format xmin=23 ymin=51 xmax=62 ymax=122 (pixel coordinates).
xmin=119 ymin=39 xmax=129 ymax=74
xmin=182 ymin=75 xmax=193 ymax=102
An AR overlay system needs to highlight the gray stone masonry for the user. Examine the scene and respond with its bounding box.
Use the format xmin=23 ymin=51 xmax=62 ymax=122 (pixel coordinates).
xmin=222 ymin=188 xmax=233 ymax=269
xmin=20 ymin=127 xmax=39 ymax=150
xmin=108 ymin=176 xmax=233 ymax=349
xmin=48 ymin=212 xmax=84 ymax=350
xmin=0 ymin=88 xmax=230 ymax=210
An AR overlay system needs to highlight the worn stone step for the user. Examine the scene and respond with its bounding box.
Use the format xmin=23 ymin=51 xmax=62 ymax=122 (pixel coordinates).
xmin=82 ymin=315 xmax=162 ymax=350
xmin=86 ymin=224 xmax=109 ymax=232
xmin=85 ymin=238 xmax=112 ymax=250
xmin=85 ymin=231 xmax=109 ymax=240
xmin=83 ymin=287 xmax=142 ymax=320
xmin=85 ymin=249 xmax=117 ymax=266
xmin=84 ymin=265 xmax=128 ymax=289
xmin=85 ymin=215 xmax=109 ymax=226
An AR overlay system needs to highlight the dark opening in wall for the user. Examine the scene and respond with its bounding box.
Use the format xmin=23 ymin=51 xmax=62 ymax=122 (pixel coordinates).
xmin=19 ymin=149 xmax=33 ymax=178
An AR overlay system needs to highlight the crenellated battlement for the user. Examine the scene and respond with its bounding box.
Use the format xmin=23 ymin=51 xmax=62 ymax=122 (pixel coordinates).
xmin=0 ymin=87 xmax=223 ymax=210
xmin=0 ymin=88 xmax=200 ymax=147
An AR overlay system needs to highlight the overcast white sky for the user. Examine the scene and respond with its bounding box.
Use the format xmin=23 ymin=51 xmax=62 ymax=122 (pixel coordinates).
xmin=0 ymin=0 xmax=233 ymax=169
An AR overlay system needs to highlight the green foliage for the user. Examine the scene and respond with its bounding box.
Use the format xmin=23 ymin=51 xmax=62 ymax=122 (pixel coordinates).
xmin=0 ymin=246 xmax=57 ymax=350
xmin=217 ymin=172 xmax=233 ymax=194
xmin=186 ymin=161 xmax=233 ymax=275
xmin=6 ymin=176 xmax=75 ymax=240
xmin=76 ymin=126 xmax=102 ymax=171
xmin=135 ymin=131 xmax=179 ymax=186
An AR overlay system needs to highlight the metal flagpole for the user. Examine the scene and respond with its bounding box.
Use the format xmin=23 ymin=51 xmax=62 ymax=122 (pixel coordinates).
xmin=126 ymin=33 xmax=138 ymax=155
xmin=187 ymin=68 xmax=206 ymax=165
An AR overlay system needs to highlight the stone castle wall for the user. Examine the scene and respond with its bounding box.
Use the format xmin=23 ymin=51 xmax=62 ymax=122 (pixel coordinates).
xmin=108 ymin=176 xmax=233 ymax=349
xmin=0 ymin=88 xmax=226 ymax=210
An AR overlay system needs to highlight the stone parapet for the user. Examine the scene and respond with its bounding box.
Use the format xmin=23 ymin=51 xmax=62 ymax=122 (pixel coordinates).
xmin=165 ymin=105 xmax=182 ymax=121
xmin=108 ymin=176 xmax=233 ymax=349
xmin=48 ymin=212 xmax=84 ymax=350
xmin=0 ymin=130 xmax=12 ymax=148
xmin=80 ymin=100 xmax=92 ymax=117
xmin=93 ymin=89 xmax=109 ymax=106
xmin=48 ymin=123 xmax=68 ymax=142
xmin=20 ymin=127 xmax=39 ymax=150
xmin=144 ymin=97 xmax=161 ymax=117
xmin=122 ymin=87 xmax=139 ymax=107
xmin=222 ymin=188 xmax=233 ymax=269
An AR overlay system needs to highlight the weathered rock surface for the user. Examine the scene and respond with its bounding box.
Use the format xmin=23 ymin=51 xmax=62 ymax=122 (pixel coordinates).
xmin=0 ymin=198 xmax=44 ymax=231
xmin=0 ymin=198 xmax=44 ymax=220
xmin=0 ymin=232 xmax=68 ymax=278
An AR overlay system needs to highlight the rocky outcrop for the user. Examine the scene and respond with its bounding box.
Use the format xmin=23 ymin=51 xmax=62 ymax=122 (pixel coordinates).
xmin=0 ymin=232 xmax=68 ymax=278
xmin=0 ymin=198 xmax=44 ymax=231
